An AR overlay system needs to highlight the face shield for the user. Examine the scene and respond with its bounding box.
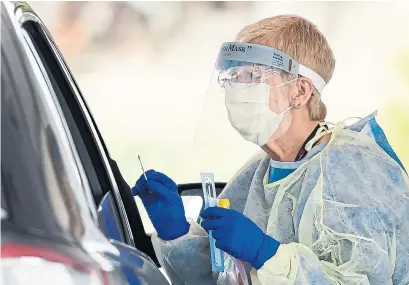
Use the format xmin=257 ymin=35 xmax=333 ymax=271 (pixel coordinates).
xmin=190 ymin=42 xmax=326 ymax=181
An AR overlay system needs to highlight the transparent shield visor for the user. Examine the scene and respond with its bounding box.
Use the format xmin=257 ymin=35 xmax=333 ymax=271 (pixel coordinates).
xmin=190 ymin=43 xmax=302 ymax=182
xmin=190 ymin=42 xmax=326 ymax=182
xmin=189 ymin=65 xmax=261 ymax=182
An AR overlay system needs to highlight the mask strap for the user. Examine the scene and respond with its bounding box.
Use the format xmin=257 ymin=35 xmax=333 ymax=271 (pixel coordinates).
xmin=272 ymin=78 xmax=297 ymax=88
xmin=244 ymin=77 xmax=297 ymax=90
xmin=279 ymin=105 xmax=293 ymax=115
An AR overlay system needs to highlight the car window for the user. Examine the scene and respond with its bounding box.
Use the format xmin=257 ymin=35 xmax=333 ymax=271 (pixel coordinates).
xmin=2 ymin=40 xmax=83 ymax=236
xmin=20 ymin=21 xmax=99 ymax=224
xmin=18 ymin=15 xmax=136 ymax=247
xmin=16 ymin=7 xmax=166 ymax=261
xmin=0 ymin=5 xmax=107 ymax=243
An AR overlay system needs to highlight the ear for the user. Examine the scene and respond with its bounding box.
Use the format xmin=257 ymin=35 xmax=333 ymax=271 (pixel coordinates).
xmin=292 ymin=77 xmax=313 ymax=108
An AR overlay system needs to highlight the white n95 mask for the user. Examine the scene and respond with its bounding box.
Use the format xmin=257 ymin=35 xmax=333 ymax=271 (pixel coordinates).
xmin=225 ymin=81 xmax=293 ymax=146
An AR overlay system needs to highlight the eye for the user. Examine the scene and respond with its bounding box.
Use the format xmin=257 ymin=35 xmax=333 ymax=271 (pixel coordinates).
xmin=251 ymin=70 xmax=262 ymax=82
xmin=230 ymin=71 xmax=239 ymax=80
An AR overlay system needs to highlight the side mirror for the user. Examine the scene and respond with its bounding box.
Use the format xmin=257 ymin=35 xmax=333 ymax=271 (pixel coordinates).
xmin=98 ymin=192 xmax=127 ymax=242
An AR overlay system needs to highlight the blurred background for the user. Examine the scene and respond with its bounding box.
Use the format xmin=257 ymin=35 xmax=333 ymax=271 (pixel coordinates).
xmin=30 ymin=1 xmax=409 ymax=186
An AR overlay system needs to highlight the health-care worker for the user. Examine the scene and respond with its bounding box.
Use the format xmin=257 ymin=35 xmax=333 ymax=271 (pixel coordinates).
xmin=133 ymin=15 xmax=409 ymax=285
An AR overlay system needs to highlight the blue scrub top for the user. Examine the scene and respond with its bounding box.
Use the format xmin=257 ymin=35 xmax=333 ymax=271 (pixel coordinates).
xmin=268 ymin=143 xmax=327 ymax=183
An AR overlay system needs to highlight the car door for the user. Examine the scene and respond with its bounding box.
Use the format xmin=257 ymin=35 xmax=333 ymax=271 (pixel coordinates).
xmin=8 ymin=2 xmax=169 ymax=284
xmin=1 ymin=2 xmax=128 ymax=284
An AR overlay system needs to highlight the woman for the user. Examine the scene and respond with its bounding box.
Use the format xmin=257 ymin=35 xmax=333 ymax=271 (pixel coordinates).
xmin=133 ymin=15 xmax=409 ymax=285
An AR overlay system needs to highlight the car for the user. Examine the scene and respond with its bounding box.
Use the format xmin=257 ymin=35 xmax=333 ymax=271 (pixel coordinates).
xmin=1 ymin=1 xmax=225 ymax=284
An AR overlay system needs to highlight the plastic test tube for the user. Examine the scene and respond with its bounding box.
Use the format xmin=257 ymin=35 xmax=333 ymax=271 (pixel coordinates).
xmin=201 ymin=173 xmax=230 ymax=273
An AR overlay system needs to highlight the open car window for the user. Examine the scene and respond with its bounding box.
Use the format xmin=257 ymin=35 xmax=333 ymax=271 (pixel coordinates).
xmin=0 ymin=4 xmax=110 ymax=246
xmin=15 ymin=7 xmax=162 ymax=262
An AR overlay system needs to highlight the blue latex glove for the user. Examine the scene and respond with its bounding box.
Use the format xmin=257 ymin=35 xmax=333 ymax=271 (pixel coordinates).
xmin=201 ymin=207 xmax=280 ymax=269
xmin=132 ymin=170 xmax=189 ymax=241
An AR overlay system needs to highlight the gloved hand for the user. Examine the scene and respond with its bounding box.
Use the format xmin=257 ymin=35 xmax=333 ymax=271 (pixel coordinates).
xmin=201 ymin=207 xmax=280 ymax=269
xmin=132 ymin=170 xmax=189 ymax=241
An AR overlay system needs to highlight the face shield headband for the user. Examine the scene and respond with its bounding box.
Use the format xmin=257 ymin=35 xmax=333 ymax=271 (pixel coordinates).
xmin=216 ymin=42 xmax=327 ymax=94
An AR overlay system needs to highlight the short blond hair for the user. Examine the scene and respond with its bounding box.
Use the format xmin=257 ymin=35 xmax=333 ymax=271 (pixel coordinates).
xmin=236 ymin=15 xmax=335 ymax=121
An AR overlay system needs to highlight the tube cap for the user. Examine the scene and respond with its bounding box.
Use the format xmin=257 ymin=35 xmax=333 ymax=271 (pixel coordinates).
xmin=218 ymin=199 xmax=230 ymax=209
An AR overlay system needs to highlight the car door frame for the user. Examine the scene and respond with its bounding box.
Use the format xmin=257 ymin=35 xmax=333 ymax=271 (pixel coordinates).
xmin=11 ymin=2 xmax=135 ymax=245
xmin=11 ymin=2 xmax=163 ymax=264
